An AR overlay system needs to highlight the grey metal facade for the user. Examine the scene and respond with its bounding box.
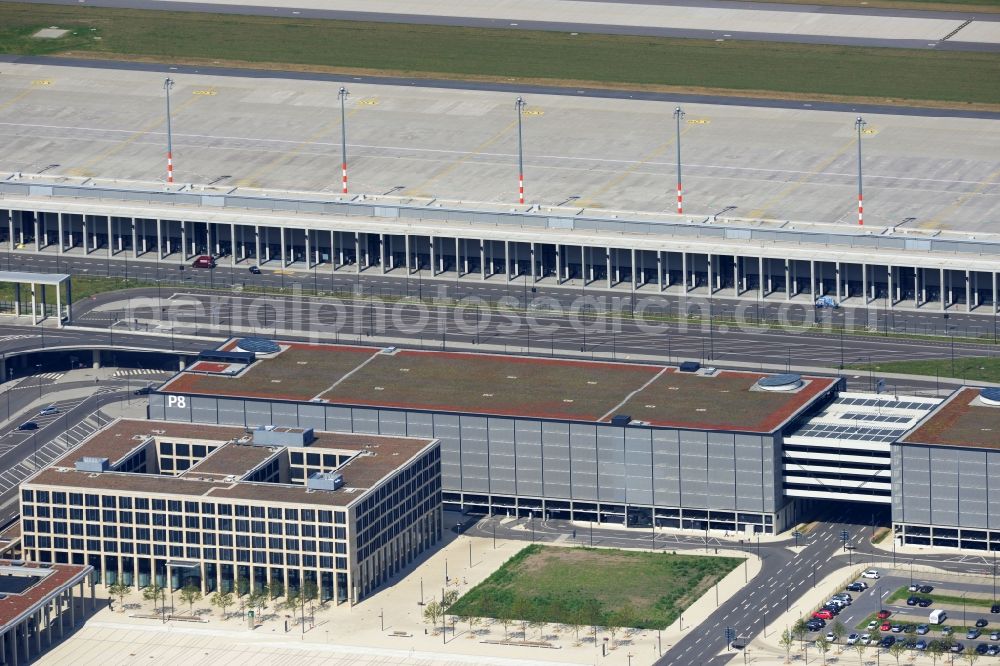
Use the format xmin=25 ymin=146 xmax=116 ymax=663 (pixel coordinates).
xmin=892 ymin=443 xmax=1000 ymax=551
xmin=150 ymin=392 xmax=788 ymax=532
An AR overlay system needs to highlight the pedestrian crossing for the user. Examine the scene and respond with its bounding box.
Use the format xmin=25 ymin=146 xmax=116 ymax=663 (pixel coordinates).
xmin=112 ymin=369 xmax=166 ymax=377
xmin=36 ymin=372 xmax=63 ymax=381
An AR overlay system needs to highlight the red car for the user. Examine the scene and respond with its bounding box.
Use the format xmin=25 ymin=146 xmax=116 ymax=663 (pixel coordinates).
xmin=813 ymin=610 xmax=834 ymax=620
xmin=880 ymin=622 xmax=892 ymax=632
xmin=877 ymin=610 xmax=892 ymax=620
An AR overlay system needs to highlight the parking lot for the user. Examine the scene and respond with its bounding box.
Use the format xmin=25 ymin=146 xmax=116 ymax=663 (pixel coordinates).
xmin=803 ymin=569 xmax=1000 ymax=657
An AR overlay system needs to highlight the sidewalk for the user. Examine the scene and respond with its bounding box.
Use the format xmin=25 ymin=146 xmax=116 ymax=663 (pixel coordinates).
xmin=47 ymin=513 xmax=760 ymax=666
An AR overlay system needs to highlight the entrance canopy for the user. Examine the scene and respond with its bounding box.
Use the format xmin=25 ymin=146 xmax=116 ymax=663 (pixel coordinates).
xmin=0 ymin=271 xmax=72 ymax=326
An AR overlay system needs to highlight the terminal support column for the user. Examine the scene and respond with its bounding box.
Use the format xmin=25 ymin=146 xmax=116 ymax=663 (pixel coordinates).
xmin=940 ymin=268 xmax=946 ymax=311
xmin=481 ymin=241 xmax=487 ymax=280
xmin=57 ymin=213 xmax=64 ymax=253
xmin=758 ymin=256 xmax=765 ymax=300
xmin=405 ymin=235 xmax=412 ymax=274
xmin=106 ymin=217 xmax=113 ymax=258
xmin=430 ymin=238 xmax=437 ymax=276
xmin=914 ymin=267 xmax=920 ymax=307
xmin=530 ymin=243 xmax=537 ymax=283
xmin=355 ymin=233 xmax=361 ymax=274
xmin=34 ymin=213 xmax=40 ymax=252
xmin=606 ymin=248 xmax=612 ymax=289
xmin=785 ymin=259 xmax=791 ymax=300
xmin=836 ymin=262 xmax=842 ymax=302
xmin=681 ymin=252 xmax=688 ymax=293
xmin=733 ymin=256 xmax=739 ymax=297
xmin=994 ymin=272 xmax=998 ymax=314
xmin=657 ymin=252 xmax=664 ymax=292
xmin=132 ymin=219 xmax=138 ymax=258
xmin=456 ymin=238 xmax=463 ymax=278
xmin=556 ymin=245 xmax=563 ymax=285
xmin=5 ymin=209 xmax=12 ymax=252
xmin=862 ymin=263 xmax=868 ymax=304
xmin=280 ymin=227 xmax=287 ymax=267
xmin=966 ymin=270 xmax=972 ymax=312
xmin=504 ymin=241 xmax=510 ymax=283
xmin=380 ymin=234 xmax=387 ymax=274
xmin=887 ymin=266 xmax=894 ymax=306
xmin=180 ymin=221 xmax=187 ymax=260
xmin=230 ymin=224 xmax=237 ymax=266
xmin=631 ymin=248 xmax=637 ymax=289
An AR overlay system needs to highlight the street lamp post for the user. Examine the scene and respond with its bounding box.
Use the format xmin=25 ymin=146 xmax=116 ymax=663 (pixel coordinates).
xmin=855 ymin=116 xmax=866 ymax=226
xmin=515 ymin=97 xmax=527 ymax=205
xmin=163 ymin=78 xmax=175 ymax=184
xmin=338 ymin=87 xmax=350 ymax=195
xmin=673 ymin=107 xmax=685 ymax=214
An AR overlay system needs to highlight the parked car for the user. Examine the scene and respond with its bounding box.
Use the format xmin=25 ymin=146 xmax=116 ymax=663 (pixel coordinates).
xmin=991 ymin=604 xmax=1000 ymax=614
xmin=967 ymin=629 xmax=981 ymax=640
xmin=915 ymin=639 xmax=928 ymax=650
xmin=990 ymin=630 xmax=999 ymax=640
xmin=908 ymin=583 xmax=921 ymax=592
xmin=918 ymin=585 xmax=934 ymax=594
xmin=880 ymin=622 xmax=892 ymax=632
xmin=916 ymin=625 xmax=930 ymax=635
xmin=862 ymin=569 xmax=880 ymax=579
xmin=847 ymin=582 xmax=867 ymax=592
xmin=975 ymin=618 xmax=989 ymax=628
xmin=814 ymin=610 xmax=834 ymax=620
xmin=826 ymin=632 xmax=836 ymax=642
xmin=903 ymin=625 xmax=916 ymax=634
xmin=917 ymin=598 xmax=933 ymax=607
xmin=192 ymin=255 xmax=216 ymax=269
xmin=891 ymin=625 xmax=904 ymax=633
xmin=867 ymin=621 xmax=879 ymax=631
xmin=942 ymin=626 xmax=954 ymax=636
xmin=976 ymin=643 xmax=989 ymax=655
xmin=881 ymin=636 xmax=896 ymax=648
xmin=133 ymin=386 xmax=154 ymax=395
xmin=248 ymin=265 xmax=262 ymax=275
xmin=950 ymin=642 xmax=965 ymax=653
xmin=17 ymin=421 xmax=38 ymax=431
xmin=907 ymin=596 xmax=920 ymax=606
xmin=986 ymin=644 xmax=999 ymax=656
xmin=877 ymin=610 xmax=892 ymax=620
xmin=846 ymin=633 xmax=860 ymax=645
xmin=37 ymin=406 xmax=59 ymax=416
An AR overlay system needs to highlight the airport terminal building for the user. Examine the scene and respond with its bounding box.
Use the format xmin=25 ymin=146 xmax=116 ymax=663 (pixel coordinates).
xmin=149 ymin=340 xmax=844 ymax=536
xmin=19 ymin=419 xmax=442 ymax=603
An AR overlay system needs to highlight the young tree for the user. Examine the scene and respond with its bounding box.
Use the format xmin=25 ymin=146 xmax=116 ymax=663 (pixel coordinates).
xmin=511 ymin=597 xmax=532 ymax=642
xmin=467 ymin=615 xmax=481 ymax=638
xmin=614 ymin=604 xmax=637 ymax=636
xmin=889 ymin=639 xmax=907 ymax=665
xmin=496 ymin=607 xmax=513 ymax=640
xmin=927 ymin=640 xmax=946 ymax=666
xmin=778 ymin=627 xmax=794 ymax=664
xmin=831 ymin=620 xmax=846 ymax=650
xmin=441 ymin=589 xmax=459 ymax=610
xmin=569 ymin=605 xmax=587 ymax=643
xmin=853 ymin=639 xmax=866 ymax=665
xmin=301 ymin=580 xmax=319 ymax=623
xmin=423 ymin=600 xmax=443 ymax=631
xmin=815 ymin=636 xmax=830 ymax=666
xmin=269 ymin=580 xmax=284 ymax=600
xmin=236 ymin=575 xmax=250 ymax=597
xmin=210 ymin=591 xmax=234 ymax=619
xmin=528 ymin=619 xmax=546 ymax=641
xmin=108 ymin=579 xmax=132 ymax=611
xmin=142 ymin=583 xmax=164 ymax=611
xmin=962 ymin=647 xmax=980 ymax=666
xmin=179 ymin=584 xmax=202 ymax=614
xmin=792 ymin=618 xmax=808 ymax=648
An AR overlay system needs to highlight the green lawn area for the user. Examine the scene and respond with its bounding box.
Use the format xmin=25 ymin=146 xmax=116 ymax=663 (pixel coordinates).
xmin=447 ymin=545 xmax=742 ymax=630
xmin=0 ymin=3 xmax=997 ymax=107
xmin=886 ymin=585 xmax=998 ymax=608
xmin=746 ymin=0 xmax=1000 ymax=10
xmin=847 ymin=357 xmax=1000 ymax=383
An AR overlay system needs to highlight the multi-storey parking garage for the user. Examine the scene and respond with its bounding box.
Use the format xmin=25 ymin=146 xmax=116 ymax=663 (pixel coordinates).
xmin=146 ymin=339 xmax=1000 ymax=550
xmin=1 ymin=175 xmax=999 ymax=315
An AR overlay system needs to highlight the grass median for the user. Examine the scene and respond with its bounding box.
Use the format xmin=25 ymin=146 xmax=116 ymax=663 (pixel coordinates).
xmin=0 ymin=3 xmax=998 ymax=108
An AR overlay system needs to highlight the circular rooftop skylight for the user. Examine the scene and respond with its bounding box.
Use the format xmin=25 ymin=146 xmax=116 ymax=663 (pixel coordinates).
xmin=236 ymin=337 xmax=280 ymax=354
xmin=756 ymin=373 xmax=803 ymax=392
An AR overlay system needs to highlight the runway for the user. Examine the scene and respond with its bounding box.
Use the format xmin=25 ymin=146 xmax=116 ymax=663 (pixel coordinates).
xmin=16 ymin=0 xmax=1000 ymax=51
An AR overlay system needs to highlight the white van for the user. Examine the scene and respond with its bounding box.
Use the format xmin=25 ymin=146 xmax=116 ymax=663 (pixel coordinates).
xmin=929 ymin=609 xmax=947 ymax=624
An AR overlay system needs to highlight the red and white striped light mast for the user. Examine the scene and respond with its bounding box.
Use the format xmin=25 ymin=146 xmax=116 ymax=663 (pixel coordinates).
xmin=514 ymin=96 xmax=527 ymax=204
xmin=163 ymin=77 xmax=174 ymax=184
xmin=855 ymin=116 xmax=866 ymax=226
xmin=338 ymin=86 xmax=350 ymax=195
xmin=673 ymin=106 xmax=685 ymax=214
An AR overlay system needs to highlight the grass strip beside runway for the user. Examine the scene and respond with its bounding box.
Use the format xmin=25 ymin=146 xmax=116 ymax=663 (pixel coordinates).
xmin=0 ymin=3 xmax=998 ymax=107
xmin=847 ymin=357 xmax=1000 ymax=383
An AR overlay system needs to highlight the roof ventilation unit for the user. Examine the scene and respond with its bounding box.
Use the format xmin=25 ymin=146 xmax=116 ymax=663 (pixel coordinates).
xmin=74 ymin=457 xmax=109 ymax=472
xmin=610 ymin=415 xmax=632 ymax=427
xmin=756 ymin=374 xmax=803 ymax=392
xmin=306 ymin=472 xmax=344 ymax=492
xmin=236 ymin=338 xmax=280 ymax=354
xmin=678 ymin=361 xmax=700 ymax=373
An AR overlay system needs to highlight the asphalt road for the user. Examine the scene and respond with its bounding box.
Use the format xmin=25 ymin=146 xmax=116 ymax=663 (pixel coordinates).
xmin=12 ymin=0 xmax=999 ymax=52
xmin=4 ymin=54 xmax=998 ymax=120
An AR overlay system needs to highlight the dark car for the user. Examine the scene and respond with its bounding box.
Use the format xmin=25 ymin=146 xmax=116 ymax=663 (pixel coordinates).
xmin=846 ymin=583 xmax=865 ymax=592
xmin=918 ymin=585 xmax=934 ymax=594
xmin=133 ymin=386 xmax=154 ymax=395
xmin=986 ymin=645 xmax=999 ymax=656
xmin=915 ymin=639 xmax=928 ymax=650
xmin=976 ymin=643 xmax=990 ymax=655
xmin=17 ymin=421 xmax=38 ymax=431
xmin=903 ymin=625 xmax=916 ymax=634
xmin=917 ymin=598 xmax=933 ymax=607
xmin=951 ymin=642 xmax=965 ymax=653
xmin=992 ymin=604 xmax=1000 ymax=614
xmin=975 ymin=619 xmax=989 ymax=628
xmin=907 ymin=596 xmax=919 ymax=606
xmin=248 ymin=265 xmax=262 ymax=275
xmin=881 ymin=636 xmax=896 ymax=648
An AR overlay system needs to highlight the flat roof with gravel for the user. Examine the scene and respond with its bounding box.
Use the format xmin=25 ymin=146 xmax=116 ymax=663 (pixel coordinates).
xmin=899 ymin=387 xmax=1000 ymax=450
xmin=161 ymin=343 xmax=836 ymax=432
